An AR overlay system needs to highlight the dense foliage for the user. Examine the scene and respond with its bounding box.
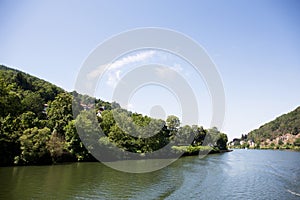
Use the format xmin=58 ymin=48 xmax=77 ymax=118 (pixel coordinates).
xmin=247 ymin=106 xmax=300 ymax=142
xmin=0 ymin=65 xmax=228 ymax=166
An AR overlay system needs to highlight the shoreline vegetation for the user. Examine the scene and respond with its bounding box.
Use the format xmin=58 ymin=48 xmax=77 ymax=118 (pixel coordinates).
xmin=0 ymin=65 xmax=229 ymax=167
xmin=229 ymin=145 xmax=300 ymax=151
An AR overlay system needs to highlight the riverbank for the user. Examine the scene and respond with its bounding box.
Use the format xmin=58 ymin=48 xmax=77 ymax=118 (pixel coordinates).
xmin=172 ymin=145 xmax=232 ymax=156
xmin=1 ymin=146 xmax=232 ymax=167
xmin=229 ymin=146 xmax=300 ymax=151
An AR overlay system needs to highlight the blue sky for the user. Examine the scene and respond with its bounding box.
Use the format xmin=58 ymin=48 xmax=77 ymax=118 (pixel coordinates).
xmin=1 ymin=0 xmax=300 ymax=140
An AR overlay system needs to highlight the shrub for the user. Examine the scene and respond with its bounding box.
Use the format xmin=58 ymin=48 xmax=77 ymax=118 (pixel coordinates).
xmin=294 ymin=138 xmax=300 ymax=146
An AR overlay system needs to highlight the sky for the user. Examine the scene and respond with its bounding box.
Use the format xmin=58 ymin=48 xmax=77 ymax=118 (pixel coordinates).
xmin=1 ymin=0 xmax=300 ymax=140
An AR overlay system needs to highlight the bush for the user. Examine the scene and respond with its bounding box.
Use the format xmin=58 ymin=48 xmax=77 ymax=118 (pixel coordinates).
xmin=294 ymin=138 xmax=300 ymax=146
xmin=171 ymin=145 xmax=213 ymax=154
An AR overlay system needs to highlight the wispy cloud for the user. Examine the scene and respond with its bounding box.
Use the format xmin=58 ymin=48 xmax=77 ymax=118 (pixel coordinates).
xmin=106 ymin=50 xmax=156 ymax=87
xmin=155 ymin=63 xmax=183 ymax=79
xmin=87 ymin=50 xmax=156 ymax=88
xmin=86 ymin=50 xmax=191 ymax=91
xmin=107 ymin=69 xmax=121 ymax=87
xmin=87 ymin=50 xmax=155 ymax=82
xmin=109 ymin=50 xmax=155 ymax=70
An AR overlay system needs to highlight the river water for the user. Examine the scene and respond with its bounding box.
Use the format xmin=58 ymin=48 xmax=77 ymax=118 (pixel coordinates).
xmin=1 ymin=149 xmax=300 ymax=199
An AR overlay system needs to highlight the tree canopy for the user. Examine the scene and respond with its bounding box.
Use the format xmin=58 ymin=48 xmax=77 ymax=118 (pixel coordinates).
xmin=0 ymin=65 xmax=228 ymax=166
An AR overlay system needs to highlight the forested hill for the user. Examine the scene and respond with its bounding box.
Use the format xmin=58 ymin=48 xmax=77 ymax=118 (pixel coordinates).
xmin=0 ymin=65 xmax=228 ymax=166
xmin=247 ymin=106 xmax=300 ymax=143
xmin=0 ymin=64 xmax=64 ymax=114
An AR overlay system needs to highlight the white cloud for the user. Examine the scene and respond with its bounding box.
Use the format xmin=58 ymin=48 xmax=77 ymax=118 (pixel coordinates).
xmin=106 ymin=50 xmax=156 ymax=87
xmin=109 ymin=50 xmax=155 ymax=70
xmin=87 ymin=65 xmax=106 ymax=80
xmin=173 ymin=63 xmax=183 ymax=72
xmin=87 ymin=50 xmax=156 ymax=82
xmin=155 ymin=63 xmax=183 ymax=79
xmin=107 ymin=70 xmax=121 ymax=87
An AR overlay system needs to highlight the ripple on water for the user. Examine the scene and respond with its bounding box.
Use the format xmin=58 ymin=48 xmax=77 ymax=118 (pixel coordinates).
xmin=1 ymin=150 xmax=300 ymax=199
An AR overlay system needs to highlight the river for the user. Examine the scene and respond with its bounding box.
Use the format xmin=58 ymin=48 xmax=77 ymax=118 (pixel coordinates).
xmin=1 ymin=149 xmax=300 ymax=199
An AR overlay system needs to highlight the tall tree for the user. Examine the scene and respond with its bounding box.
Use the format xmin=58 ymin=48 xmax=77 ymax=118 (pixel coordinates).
xmin=216 ymin=133 xmax=228 ymax=150
xmin=18 ymin=127 xmax=52 ymax=164
xmin=0 ymin=115 xmax=21 ymax=166
xmin=46 ymin=93 xmax=73 ymax=136
xmin=166 ymin=115 xmax=180 ymax=131
xmin=64 ymin=120 xmax=89 ymax=161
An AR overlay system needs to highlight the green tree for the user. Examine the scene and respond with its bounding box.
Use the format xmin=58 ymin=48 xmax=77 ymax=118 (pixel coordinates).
xmin=75 ymin=110 xmax=100 ymax=154
xmin=21 ymin=91 xmax=44 ymax=115
xmin=100 ymin=110 xmax=116 ymax=135
xmin=216 ymin=133 xmax=228 ymax=150
xmin=108 ymin=124 xmax=129 ymax=150
xmin=175 ymin=125 xmax=193 ymax=145
xmin=0 ymin=80 xmax=22 ymax=117
xmin=166 ymin=115 xmax=180 ymax=131
xmin=204 ymin=127 xmax=220 ymax=146
xmin=192 ymin=125 xmax=207 ymax=145
xmin=140 ymin=123 xmax=170 ymax=153
xmin=141 ymin=119 xmax=165 ymax=138
xmin=18 ymin=127 xmax=51 ymax=164
xmin=14 ymin=72 xmax=32 ymax=90
xmin=0 ymin=115 xmax=21 ymax=165
xmin=64 ymin=120 xmax=89 ymax=161
xmin=112 ymin=109 xmax=139 ymax=139
xmin=19 ymin=111 xmax=39 ymax=129
xmin=47 ymin=93 xmax=73 ymax=135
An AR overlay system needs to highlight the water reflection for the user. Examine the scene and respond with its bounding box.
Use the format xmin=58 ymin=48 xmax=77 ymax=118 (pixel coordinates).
xmin=1 ymin=150 xmax=300 ymax=200
xmin=1 ymin=159 xmax=186 ymax=199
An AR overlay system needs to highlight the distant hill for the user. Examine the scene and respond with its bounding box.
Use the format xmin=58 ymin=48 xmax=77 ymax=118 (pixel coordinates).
xmin=228 ymin=106 xmax=300 ymax=150
xmin=247 ymin=106 xmax=300 ymax=143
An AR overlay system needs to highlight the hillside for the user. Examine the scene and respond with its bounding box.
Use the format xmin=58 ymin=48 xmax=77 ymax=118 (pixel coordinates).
xmin=0 ymin=65 xmax=228 ymax=166
xmin=0 ymin=65 xmax=64 ymax=102
xmin=229 ymin=106 xmax=300 ymax=149
xmin=247 ymin=106 xmax=300 ymax=142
